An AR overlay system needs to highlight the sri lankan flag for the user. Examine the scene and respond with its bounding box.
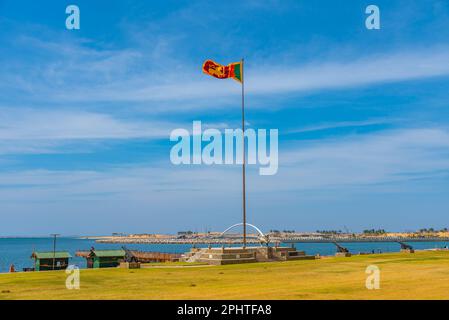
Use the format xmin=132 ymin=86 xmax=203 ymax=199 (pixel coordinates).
xmin=202 ymin=60 xmax=243 ymax=83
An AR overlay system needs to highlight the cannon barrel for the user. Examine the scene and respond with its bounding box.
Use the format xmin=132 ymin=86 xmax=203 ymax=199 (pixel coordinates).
xmin=332 ymin=241 xmax=349 ymax=253
xmin=397 ymin=241 xmax=413 ymax=250
xmin=122 ymin=246 xmax=138 ymax=263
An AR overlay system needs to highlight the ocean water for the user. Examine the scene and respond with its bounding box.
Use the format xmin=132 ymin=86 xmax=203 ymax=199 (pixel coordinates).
xmin=0 ymin=237 xmax=194 ymax=273
xmin=0 ymin=237 xmax=448 ymax=273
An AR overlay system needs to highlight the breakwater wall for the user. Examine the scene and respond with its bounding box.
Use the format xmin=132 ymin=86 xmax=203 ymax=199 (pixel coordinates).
xmin=96 ymin=236 xmax=449 ymax=244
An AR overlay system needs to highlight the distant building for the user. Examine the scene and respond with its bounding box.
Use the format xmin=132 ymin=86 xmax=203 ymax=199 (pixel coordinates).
xmin=31 ymin=251 xmax=71 ymax=271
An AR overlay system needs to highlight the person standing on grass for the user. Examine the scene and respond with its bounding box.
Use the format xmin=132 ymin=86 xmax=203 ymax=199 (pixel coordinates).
xmin=9 ymin=264 xmax=15 ymax=272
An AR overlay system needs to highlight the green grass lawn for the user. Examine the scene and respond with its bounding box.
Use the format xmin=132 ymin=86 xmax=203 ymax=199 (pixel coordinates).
xmin=140 ymin=261 xmax=208 ymax=267
xmin=1 ymin=250 xmax=449 ymax=300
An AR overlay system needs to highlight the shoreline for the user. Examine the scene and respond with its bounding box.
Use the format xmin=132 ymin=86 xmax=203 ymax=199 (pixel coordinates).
xmin=94 ymin=236 xmax=449 ymax=245
xmin=1 ymin=247 xmax=448 ymax=275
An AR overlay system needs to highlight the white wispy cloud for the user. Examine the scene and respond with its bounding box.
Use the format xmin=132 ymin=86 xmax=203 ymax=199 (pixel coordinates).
xmin=0 ymin=107 xmax=236 ymax=154
xmin=0 ymin=107 xmax=180 ymax=154
xmin=248 ymin=46 xmax=449 ymax=96
xmin=46 ymin=45 xmax=449 ymax=105
xmin=1 ymin=127 xmax=448 ymax=233
xmin=4 ymin=33 xmax=449 ymax=109
xmin=0 ymin=108 xmax=172 ymax=140
xmin=286 ymin=118 xmax=396 ymax=134
xmin=1 ymin=127 xmax=448 ymax=194
xmin=275 ymin=127 xmax=449 ymax=190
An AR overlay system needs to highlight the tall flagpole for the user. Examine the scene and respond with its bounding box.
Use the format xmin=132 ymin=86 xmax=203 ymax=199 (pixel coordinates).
xmin=241 ymin=58 xmax=246 ymax=249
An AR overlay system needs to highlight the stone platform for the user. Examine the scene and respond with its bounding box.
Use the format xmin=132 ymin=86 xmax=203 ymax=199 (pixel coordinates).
xmin=335 ymin=252 xmax=352 ymax=257
xmin=119 ymin=261 xmax=141 ymax=269
xmin=183 ymin=246 xmax=316 ymax=265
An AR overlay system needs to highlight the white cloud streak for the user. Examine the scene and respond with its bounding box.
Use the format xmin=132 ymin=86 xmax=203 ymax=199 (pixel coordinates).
xmin=0 ymin=108 xmax=171 ymax=140
xmin=48 ymin=45 xmax=449 ymax=105
xmin=1 ymin=128 xmax=448 ymax=194
xmin=286 ymin=119 xmax=395 ymax=134
xmin=275 ymin=128 xmax=449 ymax=190
xmin=4 ymin=35 xmax=449 ymax=108
xmin=248 ymin=47 xmax=449 ymax=96
xmin=0 ymin=108 xmax=181 ymax=155
xmin=1 ymin=127 xmax=448 ymax=233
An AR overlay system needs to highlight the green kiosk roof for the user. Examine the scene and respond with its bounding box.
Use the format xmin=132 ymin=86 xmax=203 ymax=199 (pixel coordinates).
xmin=31 ymin=251 xmax=72 ymax=259
xmin=91 ymin=249 xmax=126 ymax=257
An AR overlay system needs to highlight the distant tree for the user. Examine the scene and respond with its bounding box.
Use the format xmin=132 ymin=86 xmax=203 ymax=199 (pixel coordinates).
xmin=363 ymin=229 xmax=386 ymax=235
xmin=419 ymin=228 xmax=439 ymax=233
xmin=316 ymin=230 xmax=342 ymax=235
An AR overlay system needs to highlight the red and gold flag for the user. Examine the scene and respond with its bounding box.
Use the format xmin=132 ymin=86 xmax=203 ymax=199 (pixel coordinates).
xmin=202 ymin=60 xmax=243 ymax=83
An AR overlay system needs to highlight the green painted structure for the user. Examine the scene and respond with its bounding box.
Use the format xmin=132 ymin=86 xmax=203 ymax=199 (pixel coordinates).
xmin=86 ymin=249 xmax=126 ymax=268
xmin=31 ymin=251 xmax=71 ymax=271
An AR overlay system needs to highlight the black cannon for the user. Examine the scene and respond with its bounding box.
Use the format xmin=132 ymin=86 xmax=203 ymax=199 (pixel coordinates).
xmin=333 ymin=241 xmax=349 ymax=253
xmin=259 ymin=234 xmax=270 ymax=246
xmin=122 ymin=246 xmax=138 ymax=263
xmin=397 ymin=241 xmax=414 ymax=252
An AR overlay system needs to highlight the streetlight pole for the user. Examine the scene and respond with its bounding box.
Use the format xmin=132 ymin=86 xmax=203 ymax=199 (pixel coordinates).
xmin=50 ymin=234 xmax=60 ymax=270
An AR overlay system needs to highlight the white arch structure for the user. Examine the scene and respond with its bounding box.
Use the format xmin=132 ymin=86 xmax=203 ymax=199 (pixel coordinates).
xmin=220 ymin=223 xmax=265 ymax=237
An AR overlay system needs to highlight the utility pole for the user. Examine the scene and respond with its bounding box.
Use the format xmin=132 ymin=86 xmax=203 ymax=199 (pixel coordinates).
xmin=50 ymin=234 xmax=60 ymax=270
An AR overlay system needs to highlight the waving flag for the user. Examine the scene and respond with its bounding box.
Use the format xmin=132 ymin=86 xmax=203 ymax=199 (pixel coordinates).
xmin=202 ymin=60 xmax=243 ymax=83
xmin=202 ymin=57 xmax=247 ymax=248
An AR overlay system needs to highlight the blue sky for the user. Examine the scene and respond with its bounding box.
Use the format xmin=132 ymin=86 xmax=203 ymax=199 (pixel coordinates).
xmin=1 ymin=0 xmax=449 ymax=235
